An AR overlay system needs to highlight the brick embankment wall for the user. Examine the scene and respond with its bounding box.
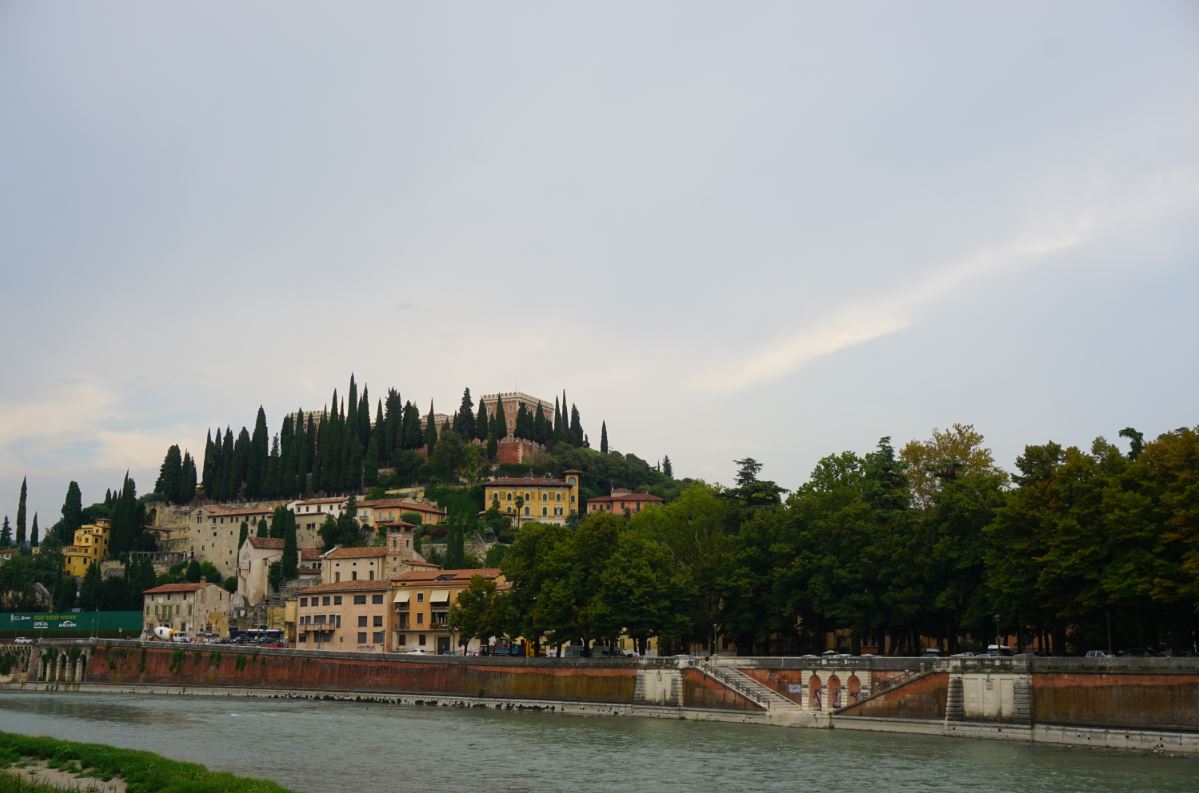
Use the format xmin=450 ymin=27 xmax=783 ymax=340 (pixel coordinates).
xmin=1033 ymin=673 xmax=1199 ymax=732
xmin=743 ymin=669 xmax=806 ymax=704
xmin=85 ymin=645 xmax=639 ymax=705
xmin=681 ymin=669 xmax=763 ymax=711
xmin=836 ymin=673 xmax=948 ymax=720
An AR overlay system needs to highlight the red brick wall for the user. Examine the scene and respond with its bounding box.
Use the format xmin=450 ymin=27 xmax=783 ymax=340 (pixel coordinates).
xmin=495 ymin=439 xmax=544 ymax=464
xmin=681 ymin=669 xmax=764 ymax=711
xmin=1034 ymin=673 xmax=1199 ymax=731
xmin=836 ymin=672 xmax=948 ymax=720
xmin=86 ymin=645 xmax=638 ymax=704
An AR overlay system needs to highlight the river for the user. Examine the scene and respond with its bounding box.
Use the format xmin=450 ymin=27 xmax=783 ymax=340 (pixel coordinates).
xmin=0 ymin=691 xmax=1193 ymax=792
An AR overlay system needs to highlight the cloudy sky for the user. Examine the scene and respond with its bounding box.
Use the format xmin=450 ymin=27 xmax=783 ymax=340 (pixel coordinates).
xmin=2 ymin=2 xmax=1197 ymax=527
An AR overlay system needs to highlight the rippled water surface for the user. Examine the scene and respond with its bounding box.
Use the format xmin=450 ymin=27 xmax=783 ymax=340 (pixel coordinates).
xmin=0 ymin=691 xmax=1194 ymax=792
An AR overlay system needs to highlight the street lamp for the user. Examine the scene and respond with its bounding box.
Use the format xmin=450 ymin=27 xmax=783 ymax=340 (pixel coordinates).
xmin=711 ymin=622 xmax=719 ymax=658
xmin=994 ymin=613 xmax=1001 ymax=652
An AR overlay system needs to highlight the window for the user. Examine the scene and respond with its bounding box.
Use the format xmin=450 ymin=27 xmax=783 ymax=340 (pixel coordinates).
xmin=524 ymin=507 xmax=530 ymax=516
xmin=357 ymin=632 xmax=367 ymax=644
xmin=524 ymin=492 xmax=530 ymax=501
xmin=372 ymin=594 xmax=383 ymax=604
xmin=322 ymin=596 xmax=331 ymax=606
xmin=556 ymin=493 xmax=562 ymax=501
xmin=300 ymin=598 xmax=308 ymax=607
xmin=541 ymin=492 xmax=548 ymax=500
xmin=352 ymin=571 xmax=358 ymax=581
xmin=334 ymin=596 xmax=342 ymax=605
xmin=417 ymin=613 xmax=424 ymax=625
xmin=358 ymin=616 xmax=367 ymax=627
xmin=373 ymin=631 xmax=384 ymax=644
xmin=419 ymin=634 xmax=427 ymax=646
xmin=354 ymin=595 xmax=366 ymax=605
xmin=373 ymin=615 xmax=383 ymax=627
xmin=541 ymin=507 xmax=547 ymax=516
xmin=335 ymin=572 xmax=341 ymax=582
xmin=506 ymin=492 xmax=512 ymax=501
xmin=397 ymin=634 xmax=406 ymax=645
xmin=417 ymin=593 xmax=424 ymax=603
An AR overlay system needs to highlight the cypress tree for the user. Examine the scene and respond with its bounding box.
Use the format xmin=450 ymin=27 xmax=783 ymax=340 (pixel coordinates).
xmin=487 ymin=430 xmax=498 ymax=460
xmin=375 ymin=400 xmax=385 ymax=462
xmin=201 ymin=429 xmax=216 ymax=498
xmin=570 ymin=404 xmax=584 ymax=446
xmin=554 ymin=397 xmax=562 ymax=437
xmin=402 ymin=401 xmax=423 ymax=449
xmin=359 ymin=385 xmax=371 ymax=447
xmin=0 ymin=516 xmax=10 ymax=546
xmin=256 ymin=518 xmax=269 ymax=538
xmin=600 ymin=421 xmax=609 ymax=454
xmin=345 ymin=435 xmax=363 ymax=491
xmin=238 ymin=520 xmax=249 ymax=552
xmin=155 ymin=445 xmax=183 ymax=503
xmin=425 ymin=401 xmax=438 ymax=453
xmin=16 ymin=477 xmax=27 ymax=546
xmin=663 ymin=455 xmax=673 ymax=478
xmin=30 ymin=513 xmax=39 ymax=547
xmin=181 ymin=451 xmax=197 ymax=503
xmin=282 ymin=511 xmax=298 ymax=579
xmin=491 ymin=405 xmax=506 ymax=440
xmin=364 ymin=434 xmax=379 ymax=486
xmin=514 ymin=404 xmax=533 ymax=440
xmin=347 ymin=375 xmax=359 ymax=443
xmin=456 ymin=388 xmax=476 ymax=440
xmin=532 ymin=408 xmax=547 ymax=444
xmin=246 ymin=407 xmax=269 ymax=499
xmin=296 ymin=411 xmax=311 ymax=496
xmin=270 ymin=506 xmax=290 ymax=539
xmin=59 ymin=481 xmax=83 ymax=544
xmin=475 ymin=401 xmax=489 ymax=441
xmin=265 ymin=434 xmax=282 ymax=498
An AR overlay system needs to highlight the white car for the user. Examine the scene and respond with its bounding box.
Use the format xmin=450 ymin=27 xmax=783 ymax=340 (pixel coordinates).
xmin=404 ymin=649 xmax=428 ymax=655
xmin=1085 ymin=650 xmax=1107 ymax=658
xmin=14 ymin=636 xmax=33 ymax=644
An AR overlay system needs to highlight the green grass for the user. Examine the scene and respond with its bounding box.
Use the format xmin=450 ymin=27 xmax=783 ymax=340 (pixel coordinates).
xmin=0 ymin=732 xmax=297 ymax=792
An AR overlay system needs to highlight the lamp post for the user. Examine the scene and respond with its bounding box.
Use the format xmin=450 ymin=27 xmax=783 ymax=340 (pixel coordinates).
xmin=994 ymin=613 xmax=1001 ymax=653
xmin=711 ymin=622 xmax=719 ymax=658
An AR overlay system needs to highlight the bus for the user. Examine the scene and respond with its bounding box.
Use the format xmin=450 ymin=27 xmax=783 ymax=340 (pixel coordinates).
xmin=230 ymin=628 xmax=284 ymax=647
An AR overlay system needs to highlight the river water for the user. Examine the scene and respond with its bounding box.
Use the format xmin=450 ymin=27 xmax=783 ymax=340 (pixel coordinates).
xmin=0 ymin=691 xmax=1194 ymax=792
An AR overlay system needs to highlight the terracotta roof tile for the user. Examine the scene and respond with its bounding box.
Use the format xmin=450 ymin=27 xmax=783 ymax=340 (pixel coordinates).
xmin=143 ymin=583 xmax=209 ymax=594
xmin=247 ymin=537 xmax=285 ymax=550
xmin=393 ymin=567 xmax=502 ymax=585
xmin=324 ymin=546 xmax=388 ymax=559
xmin=298 ymin=580 xmax=391 ymax=595
xmin=361 ymin=499 xmax=446 ymax=514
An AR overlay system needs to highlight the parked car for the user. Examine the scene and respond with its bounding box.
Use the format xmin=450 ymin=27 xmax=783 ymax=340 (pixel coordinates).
xmin=1085 ymin=650 xmax=1107 ymax=658
xmin=14 ymin=636 xmax=33 ymax=644
xmin=921 ymin=648 xmax=945 ymax=658
xmin=985 ymin=645 xmax=1013 ymax=657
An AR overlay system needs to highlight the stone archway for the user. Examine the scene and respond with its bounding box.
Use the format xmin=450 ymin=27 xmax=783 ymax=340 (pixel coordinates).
xmin=848 ymin=674 xmax=862 ymax=704
xmin=808 ymin=674 xmax=822 ymax=711
xmin=76 ymin=652 xmax=88 ymax=682
xmin=828 ymin=675 xmax=842 ymax=709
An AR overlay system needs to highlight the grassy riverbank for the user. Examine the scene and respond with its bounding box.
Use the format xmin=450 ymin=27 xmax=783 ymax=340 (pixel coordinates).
xmin=0 ymin=732 xmax=296 ymax=792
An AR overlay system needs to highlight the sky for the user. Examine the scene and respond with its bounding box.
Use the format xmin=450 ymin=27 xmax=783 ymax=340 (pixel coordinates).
xmin=2 ymin=1 xmax=1198 ymax=529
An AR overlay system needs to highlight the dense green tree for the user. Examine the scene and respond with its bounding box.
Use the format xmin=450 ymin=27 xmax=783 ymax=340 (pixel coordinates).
xmin=429 ymin=429 xmax=468 ymax=480
xmin=256 ymin=518 xmax=269 ymax=538
xmin=444 ymin=516 xmax=467 ymax=569
xmin=425 ymin=401 xmax=438 ymax=454
xmin=270 ymin=506 xmax=293 ymax=540
xmin=56 ymin=481 xmax=84 ymax=545
xmin=30 ymin=513 xmax=39 ymax=547
xmin=79 ymin=562 xmax=102 ymax=609
xmin=0 ymin=516 xmax=10 ymax=547
xmin=570 ymin=404 xmax=584 ymax=447
xmin=180 ymin=451 xmax=197 ymax=502
xmin=454 ymin=388 xmax=476 ymax=440
xmin=155 ymin=445 xmax=183 ymax=503
xmin=16 ymin=477 xmax=27 ymax=547
xmin=476 ymin=401 xmax=489 ymax=441
xmin=600 ymin=422 xmax=608 ymax=454
xmin=662 ymin=455 xmax=673 ymax=478
xmin=364 ymin=433 xmax=380 ymax=487
xmin=281 ymin=510 xmax=298 ymax=580
xmin=238 ymin=521 xmax=249 ymax=552
xmin=186 ymin=559 xmax=203 ymax=582
xmin=514 ymin=404 xmax=533 ymax=441
xmin=448 ymin=576 xmax=514 ymax=650
xmin=268 ymin=560 xmax=283 ymax=593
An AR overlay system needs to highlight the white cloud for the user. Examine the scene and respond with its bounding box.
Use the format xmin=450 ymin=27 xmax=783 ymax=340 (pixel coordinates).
xmin=702 ymin=229 xmax=1090 ymax=396
xmin=0 ymin=383 xmax=203 ymax=477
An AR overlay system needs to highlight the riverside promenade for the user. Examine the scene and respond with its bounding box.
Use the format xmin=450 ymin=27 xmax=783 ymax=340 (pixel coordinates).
xmin=3 ymin=640 xmax=1197 ymax=755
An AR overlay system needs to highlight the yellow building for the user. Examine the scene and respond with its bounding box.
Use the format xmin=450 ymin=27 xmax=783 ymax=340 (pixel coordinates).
xmin=483 ymin=470 xmax=581 ymax=526
xmin=64 ymin=519 xmax=111 ymax=578
xmin=392 ymin=568 xmax=505 ymax=654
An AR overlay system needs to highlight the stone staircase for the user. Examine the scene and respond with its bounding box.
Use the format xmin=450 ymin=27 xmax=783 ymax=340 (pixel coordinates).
xmin=698 ymin=661 xmax=804 ymax=712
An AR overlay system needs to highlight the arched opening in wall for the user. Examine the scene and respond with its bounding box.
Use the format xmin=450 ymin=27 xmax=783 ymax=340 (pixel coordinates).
xmin=37 ymin=654 xmax=47 ymax=681
xmin=828 ymin=674 xmax=842 ymax=709
xmin=848 ymin=674 xmax=861 ymax=704
xmin=56 ymin=653 xmax=67 ymax=682
xmin=808 ymin=675 xmax=822 ymax=711
xmin=77 ymin=653 xmax=88 ymax=682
